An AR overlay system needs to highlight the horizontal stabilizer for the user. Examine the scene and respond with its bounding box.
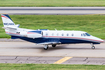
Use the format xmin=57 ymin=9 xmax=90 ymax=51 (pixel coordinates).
xmin=2 ymin=27 xmax=17 ymax=30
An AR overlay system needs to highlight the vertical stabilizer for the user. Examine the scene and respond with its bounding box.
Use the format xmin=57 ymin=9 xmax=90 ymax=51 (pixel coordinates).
xmin=1 ymin=14 xmax=15 ymax=27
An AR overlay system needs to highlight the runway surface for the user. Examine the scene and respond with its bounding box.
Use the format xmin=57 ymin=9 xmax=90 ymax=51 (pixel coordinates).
xmin=1 ymin=7 xmax=105 ymax=15
xmin=0 ymin=42 xmax=105 ymax=57
xmin=0 ymin=41 xmax=105 ymax=65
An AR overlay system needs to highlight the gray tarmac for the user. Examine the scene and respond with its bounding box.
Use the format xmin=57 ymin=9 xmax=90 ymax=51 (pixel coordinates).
xmin=0 ymin=56 xmax=105 ymax=65
xmin=0 ymin=41 xmax=105 ymax=57
xmin=0 ymin=40 xmax=105 ymax=65
xmin=1 ymin=7 xmax=105 ymax=15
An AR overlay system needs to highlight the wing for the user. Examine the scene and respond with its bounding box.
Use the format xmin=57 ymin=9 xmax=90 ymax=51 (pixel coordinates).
xmin=37 ymin=42 xmax=61 ymax=45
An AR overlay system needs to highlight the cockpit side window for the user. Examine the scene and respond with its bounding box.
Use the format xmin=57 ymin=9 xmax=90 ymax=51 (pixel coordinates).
xmin=83 ymin=33 xmax=86 ymax=36
xmin=81 ymin=34 xmax=83 ymax=36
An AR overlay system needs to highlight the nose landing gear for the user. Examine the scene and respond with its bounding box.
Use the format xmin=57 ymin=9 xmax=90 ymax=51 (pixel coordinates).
xmin=91 ymin=46 xmax=95 ymax=49
xmin=91 ymin=43 xmax=95 ymax=49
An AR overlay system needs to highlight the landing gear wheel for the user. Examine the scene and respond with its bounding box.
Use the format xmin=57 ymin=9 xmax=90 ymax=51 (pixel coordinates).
xmin=52 ymin=44 xmax=56 ymax=47
xmin=91 ymin=43 xmax=95 ymax=49
xmin=44 ymin=45 xmax=49 ymax=50
xmin=91 ymin=46 xmax=95 ymax=49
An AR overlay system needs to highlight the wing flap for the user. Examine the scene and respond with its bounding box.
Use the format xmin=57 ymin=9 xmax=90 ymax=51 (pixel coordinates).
xmin=37 ymin=42 xmax=61 ymax=45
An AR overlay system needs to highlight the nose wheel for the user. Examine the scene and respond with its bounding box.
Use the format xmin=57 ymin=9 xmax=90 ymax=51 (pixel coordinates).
xmin=44 ymin=45 xmax=49 ymax=50
xmin=91 ymin=43 xmax=95 ymax=49
xmin=91 ymin=46 xmax=95 ymax=49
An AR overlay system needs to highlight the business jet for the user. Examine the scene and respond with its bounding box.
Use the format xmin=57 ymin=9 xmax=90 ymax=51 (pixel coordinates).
xmin=1 ymin=14 xmax=104 ymax=50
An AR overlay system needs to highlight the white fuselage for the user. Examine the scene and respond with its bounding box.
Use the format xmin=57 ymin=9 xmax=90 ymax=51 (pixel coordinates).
xmin=5 ymin=27 xmax=104 ymax=43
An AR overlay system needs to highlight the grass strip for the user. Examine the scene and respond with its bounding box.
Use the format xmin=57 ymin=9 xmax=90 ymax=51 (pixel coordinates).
xmin=1 ymin=0 xmax=105 ymax=7
xmin=0 ymin=15 xmax=105 ymax=39
xmin=0 ymin=64 xmax=105 ymax=70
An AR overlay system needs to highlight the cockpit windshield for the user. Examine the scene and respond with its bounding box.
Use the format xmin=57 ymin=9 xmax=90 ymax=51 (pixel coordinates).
xmin=85 ymin=33 xmax=91 ymax=36
xmin=81 ymin=33 xmax=91 ymax=36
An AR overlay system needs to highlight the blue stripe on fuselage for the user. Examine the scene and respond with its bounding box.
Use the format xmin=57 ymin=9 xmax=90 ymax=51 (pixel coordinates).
xmin=11 ymin=36 xmax=100 ymax=44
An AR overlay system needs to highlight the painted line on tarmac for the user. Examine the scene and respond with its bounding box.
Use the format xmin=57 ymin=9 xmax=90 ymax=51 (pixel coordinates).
xmin=54 ymin=57 xmax=72 ymax=64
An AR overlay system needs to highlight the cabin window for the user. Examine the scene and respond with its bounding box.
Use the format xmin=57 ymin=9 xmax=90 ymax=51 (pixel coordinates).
xmin=62 ymin=34 xmax=64 ymax=36
xmin=67 ymin=34 xmax=69 ymax=36
xmin=72 ymin=34 xmax=74 ymax=36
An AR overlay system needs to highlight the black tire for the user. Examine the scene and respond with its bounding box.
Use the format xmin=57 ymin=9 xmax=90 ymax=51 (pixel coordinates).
xmin=52 ymin=44 xmax=56 ymax=47
xmin=44 ymin=47 xmax=48 ymax=50
xmin=91 ymin=46 xmax=95 ymax=49
xmin=44 ymin=45 xmax=48 ymax=50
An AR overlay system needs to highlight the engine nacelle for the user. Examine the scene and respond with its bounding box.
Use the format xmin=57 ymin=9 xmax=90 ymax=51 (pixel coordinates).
xmin=27 ymin=33 xmax=42 ymax=38
xmin=19 ymin=31 xmax=42 ymax=38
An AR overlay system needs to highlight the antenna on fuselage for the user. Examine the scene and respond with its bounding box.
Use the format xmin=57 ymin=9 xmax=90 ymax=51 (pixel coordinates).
xmin=55 ymin=28 xmax=57 ymax=31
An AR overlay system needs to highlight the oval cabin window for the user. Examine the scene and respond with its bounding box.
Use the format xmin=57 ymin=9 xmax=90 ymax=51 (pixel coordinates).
xmin=67 ymin=34 xmax=69 ymax=36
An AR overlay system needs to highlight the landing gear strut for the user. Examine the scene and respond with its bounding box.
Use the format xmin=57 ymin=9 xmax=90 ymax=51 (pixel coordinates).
xmin=44 ymin=45 xmax=49 ymax=50
xmin=91 ymin=43 xmax=95 ymax=49
xmin=52 ymin=44 xmax=56 ymax=47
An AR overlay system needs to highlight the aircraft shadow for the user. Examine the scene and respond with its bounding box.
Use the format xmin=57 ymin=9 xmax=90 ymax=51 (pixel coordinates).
xmin=0 ymin=45 xmax=104 ymax=51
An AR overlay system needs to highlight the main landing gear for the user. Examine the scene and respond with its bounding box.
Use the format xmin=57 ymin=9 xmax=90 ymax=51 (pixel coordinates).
xmin=52 ymin=44 xmax=56 ymax=47
xmin=44 ymin=45 xmax=49 ymax=50
xmin=44 ymin=44 xmax=57 ymax=50
xmin=91 ymin=43 xmax=95 ymax=49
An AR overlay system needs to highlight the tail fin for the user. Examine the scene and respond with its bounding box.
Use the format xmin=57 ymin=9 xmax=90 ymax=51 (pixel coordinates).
xmin=1 ymin=14 xmax=15 ymax=27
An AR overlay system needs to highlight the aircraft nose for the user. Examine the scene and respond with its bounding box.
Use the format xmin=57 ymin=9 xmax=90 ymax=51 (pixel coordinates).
xmin=92 ymin=36 xmax=104 ymax=43
xmin=100 ymin=39 xmax=104 ymax=43
xmin=96 ymin=38 xmax=104 ymax=43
